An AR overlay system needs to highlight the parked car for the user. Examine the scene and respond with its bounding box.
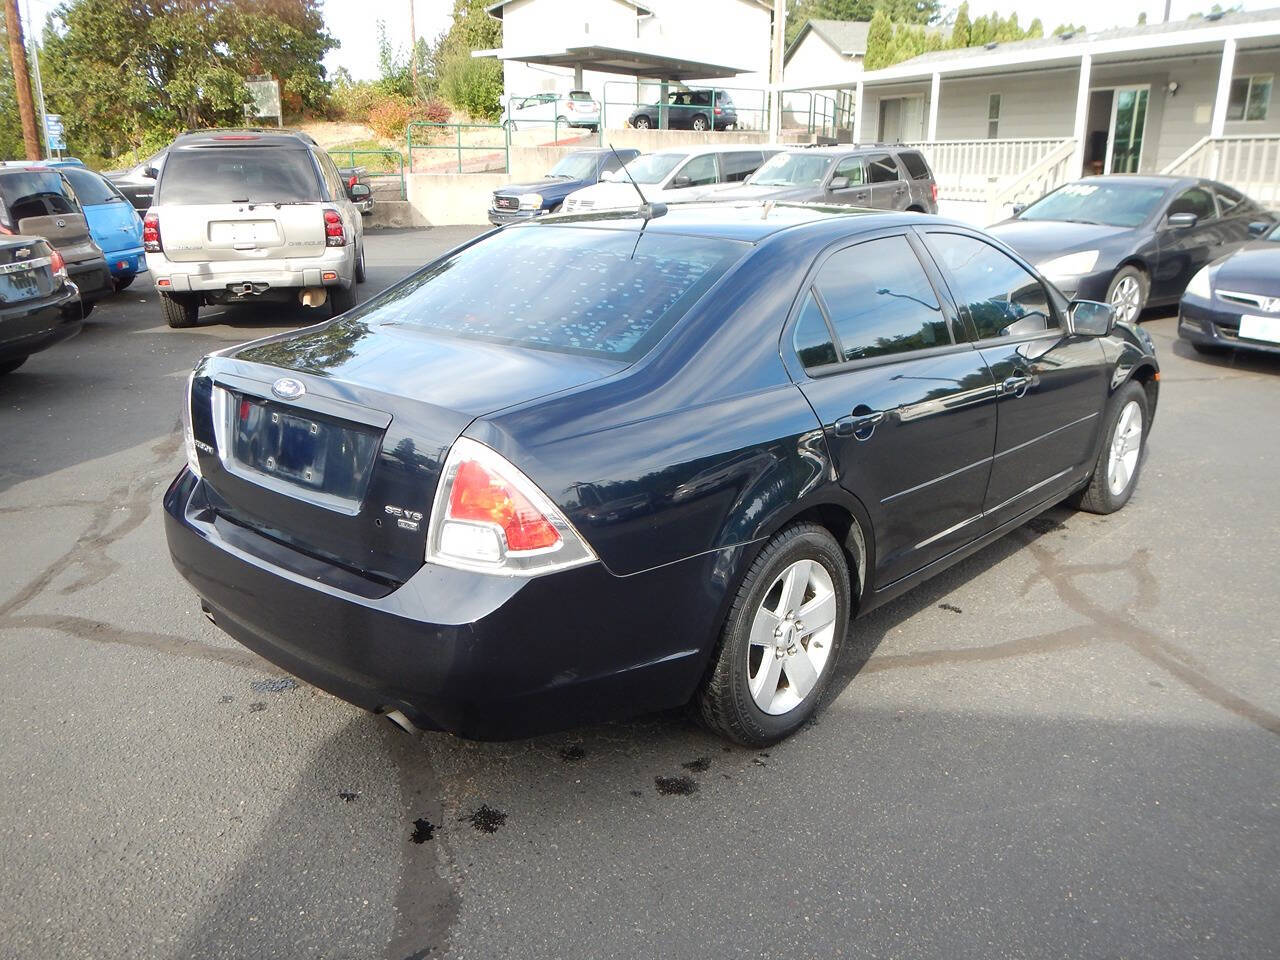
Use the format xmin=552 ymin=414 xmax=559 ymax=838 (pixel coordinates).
xmin=628 ymin=88 xmax=738 ymax=131
xmin=0 ymin=165 xmax=113 ymax=315
xmin=165 ymin=202 xmax=1158 ymax=746
xmin=144 ymin=128 xmax=369 ymax=329
xmin=709 ymin=146 xmax=938 ymax=213
xmin=336 ymin=165 xmax=374 ymax=216
xmin=103 ymin=150 xmax=167 ymax=212
xmin=0 ymin=234 xmax=82 ymax=375
xmin=488 ymin=148 xmax=640 ymax=224
xmin=561 ymin=146 xmax=778 ymax=213
xmin=1179 ymin=220 xmax=1280 ymax=356
xmin=989 ymin=175 xmax=1276 ymax=325
xmin=502 ymin=90 xmax=600 ymax=132
xmin=51 ymin=164 xmax=147 ymax=291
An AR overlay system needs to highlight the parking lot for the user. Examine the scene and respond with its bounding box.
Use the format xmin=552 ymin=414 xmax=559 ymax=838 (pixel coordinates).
xmin=2 ymin=226 xmax=1278 ymax=960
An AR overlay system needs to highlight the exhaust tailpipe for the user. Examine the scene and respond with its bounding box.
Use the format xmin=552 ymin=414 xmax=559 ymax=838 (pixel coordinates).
xmin=299 ymin=287 xmax=328 ymax=308
xmin=383 ymin=709 xmax=420 ymax=736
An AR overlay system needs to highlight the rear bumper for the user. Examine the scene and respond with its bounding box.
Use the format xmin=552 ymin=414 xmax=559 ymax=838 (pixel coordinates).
xmin=148 ymin=245 xmax=354 ymax=294
xmin=1179 ymin=295 xmax=1280 ymax=355
xmin=164 ymin=469 xmax=734 ymax=739
xmin=100 ymin=245 xmax=146 ymax=278
xmin=66 ymin=255 xmax=113 ymax=302
xmin=0 ymin=285 xmax=82 ymax=362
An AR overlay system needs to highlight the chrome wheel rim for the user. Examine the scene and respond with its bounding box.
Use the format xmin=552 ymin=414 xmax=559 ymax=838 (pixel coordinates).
xmin=1107 ymin=399 xmax=1143 ymax=496
xmin=747 ymin=559 xmax=838 ymax=716
xmin=693 ymin=118 xmax=707 ymax=131
xmin=1110 ymin=275 xmax=1142 ymax=324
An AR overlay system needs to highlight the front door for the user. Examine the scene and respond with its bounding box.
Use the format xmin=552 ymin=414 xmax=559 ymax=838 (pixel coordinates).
xmin=790 ymin=232 xmax=998 ymax=586
xmin=1106 ymin=86 xmax=1149 ymax=173
xmin=922 ymin=230 xmax=1110 ymax=518
xmin=1151 ymin=184 xmax=1222 ymax=301
xmin=823 ymin=156 xmax=870 ymax=206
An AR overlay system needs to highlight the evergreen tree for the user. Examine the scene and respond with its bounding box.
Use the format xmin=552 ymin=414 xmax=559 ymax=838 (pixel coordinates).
xmin=864 ymin=8 xmax=894 ymax=68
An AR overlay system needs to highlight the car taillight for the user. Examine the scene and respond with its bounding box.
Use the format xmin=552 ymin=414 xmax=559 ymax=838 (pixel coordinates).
xmin=931 ymin=182 xmax=938 ymax=202
xmin=714 ymin=107 xmax=723 ymax=115
xmin=49 ymin=248 xmax=68 ymax=279
xmin=143 ymin=213 xmax=161 ymax=252
xmin=323 ymin=208 xmax=345 ymax=247
xmin=0 ymin=224 xmax=12 ymax=235
xmin=347 ymin=174 xmax=358 ymax=189
xmin=427 ymin=437 xmax=596 ymax=576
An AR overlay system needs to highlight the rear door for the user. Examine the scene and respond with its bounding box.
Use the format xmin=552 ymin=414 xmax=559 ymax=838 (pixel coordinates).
xmin=154 ymin=145 xmax=328 ymax=263
xmin=789 ymin=231 xmax=998 ymax=586
xmin=866 ymin=153 xmax=910 ymax=211
xmin=922 ymin=229 xmax=1109 ymax=518
xmin=0 ymin=170 xmax=97 ymax=263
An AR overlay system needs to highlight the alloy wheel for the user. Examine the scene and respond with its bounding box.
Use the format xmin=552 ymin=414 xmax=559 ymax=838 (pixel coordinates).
xmin=1110 ymin=275 xmax=1142 ymax=324
xmin=1107 ymin=399 xmax=1143 ymax=496
xmin=747 ymin=558 xmax=838 ymax=715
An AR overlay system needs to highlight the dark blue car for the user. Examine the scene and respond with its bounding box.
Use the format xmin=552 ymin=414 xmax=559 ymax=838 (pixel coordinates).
xmin=166 ymin=203 xmax=1159 ymax=745
xmin=487 ymin=148 xmax=639 ymax=224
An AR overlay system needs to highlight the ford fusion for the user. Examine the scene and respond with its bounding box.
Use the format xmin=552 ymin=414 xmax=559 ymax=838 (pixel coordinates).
xmin=165 ymin=204 xmax=1159 ymax=745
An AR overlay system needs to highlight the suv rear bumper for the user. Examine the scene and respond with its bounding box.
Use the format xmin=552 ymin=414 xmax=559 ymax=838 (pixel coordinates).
xmin=148 ymin=245 xmax=354 ymax=294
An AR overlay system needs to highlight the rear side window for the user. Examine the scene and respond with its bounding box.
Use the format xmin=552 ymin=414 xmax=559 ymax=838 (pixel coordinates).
xmin=899 ymin=151 xmax=932 ymax=180
xmin=1167 ymin=186 xmax=1216 ymax=220
xmin=719 ymin=151 xmax=762 ymax=182
xmin=867 ymin=155 xmax=900 ymax=183
xmin=0 ymin=171 xmax=78 ymax=222
xmin=157 ymin=147 xmax=322 ymax=204
xmin=813 ymin=235 xmax=951 ymax=362
xmin=352 ymin=226 xmax=748 ymax=360
xmin=60 ymin=167 xmax=122 ymax=205
xmin=1213 ymin=184 xmax=1245 ymax=215
xmin=928 ymin=232 xmax=1058 ymax=340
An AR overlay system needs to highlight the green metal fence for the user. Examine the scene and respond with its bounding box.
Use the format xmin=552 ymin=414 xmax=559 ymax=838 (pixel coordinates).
xmin=406 ymin=122 xmax=510 ymax=174
xmin=502 ymin=95 xmax=604 ymax=146
xmin=327 ymin=149 xmax=406 ymax=199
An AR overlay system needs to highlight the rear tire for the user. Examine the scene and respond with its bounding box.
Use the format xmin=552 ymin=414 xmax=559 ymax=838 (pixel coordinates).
xmin=1069 ymin=380 xmax=1149 ymax=515
xmin=632 ymin=115 xmax=651 ymax=129
xmin=329 ymin=282 xmax=357 ymax=316
xmin=697 ymin=522 xmax=850 ymax=746
xmin=114 ymin=275 xmax=134 ymax=292
xmin=0 ymin=356 xmax=27 ymax=376
xmin=691 ymin=114 xmax=709 ymax=132
xmin=160 ymin=292 xmax=198 ymax=328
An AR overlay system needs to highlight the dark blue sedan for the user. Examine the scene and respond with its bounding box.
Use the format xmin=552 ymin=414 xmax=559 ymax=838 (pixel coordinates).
xmin=487 ymin=148 xmax=638 ymax=224
xmin=1179 ymin=221 xmax=1280 ymax=356
xmin=165 ymin=203 xmax=1159 ymax=745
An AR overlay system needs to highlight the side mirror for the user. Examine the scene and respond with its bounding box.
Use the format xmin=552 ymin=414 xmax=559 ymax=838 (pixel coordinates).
xmin=1069 ymin=299 xmax=1115 ymax=337
xmin=348 ymin=183 xmax=371 ymax=201
xmin=671 ymin=174 xmax=692 ymax=188
xmin=1166 ymin=211 xmax=1198 ymax=229
xmin=1011 ymin=203 xmax=1028 ymax=216
xmin=828 ymin=176 xmax=850 ymax=191
xmin=1248 ymin=220 xmax=1272 ymax=237
xmin=143 ymin=166 xmax=158 ymax=180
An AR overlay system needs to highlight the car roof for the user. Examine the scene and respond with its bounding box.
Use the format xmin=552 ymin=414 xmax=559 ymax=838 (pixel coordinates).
xmin=520 ymin=200 xmax=960 ymax=244
xmin=170 ymin=128 xmax=319 ymax=149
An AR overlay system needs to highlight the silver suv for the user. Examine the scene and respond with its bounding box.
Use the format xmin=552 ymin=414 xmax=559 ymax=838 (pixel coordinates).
xmin=144 ymin=129 xmax=368 ymax=328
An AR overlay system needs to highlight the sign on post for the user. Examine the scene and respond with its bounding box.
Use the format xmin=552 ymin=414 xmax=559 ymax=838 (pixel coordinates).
xmin=244 ymin=76 xmax=282 ymax=127
xmin=44 ymin=114 xmax=66 ymax=151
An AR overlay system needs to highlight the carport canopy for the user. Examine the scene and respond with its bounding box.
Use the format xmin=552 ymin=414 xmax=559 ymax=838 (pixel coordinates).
xmin=472 ymin=43 xmax=754 ymax=84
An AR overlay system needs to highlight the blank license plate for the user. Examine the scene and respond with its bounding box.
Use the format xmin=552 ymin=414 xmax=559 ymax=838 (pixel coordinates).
xmin=1239 ymin=314 xmax=1280 ymax=344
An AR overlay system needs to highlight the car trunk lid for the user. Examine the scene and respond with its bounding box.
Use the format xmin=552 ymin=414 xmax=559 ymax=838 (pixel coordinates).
xmin=158 ymin=202 xmax=327 ymax=263
xmin=0 ymin=238 xmax=57 ymax=307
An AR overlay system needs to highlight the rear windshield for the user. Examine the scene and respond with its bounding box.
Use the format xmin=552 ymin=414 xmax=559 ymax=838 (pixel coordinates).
xmin=157 ymin=147 xmax=322 ymax=204
xmin=0 ymin=170 xmax=78 ymax=222
xmin=60 ymin=167 xmax=123 ymax=206
xmin=899 ymin=151 xmax=932 ymax=180
xmin=352 ymin=226 xmax=748 ymax=360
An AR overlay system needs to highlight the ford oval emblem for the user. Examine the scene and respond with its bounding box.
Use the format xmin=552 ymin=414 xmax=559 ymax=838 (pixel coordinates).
xmin=272 ymin=377 xmax=305 ymax=400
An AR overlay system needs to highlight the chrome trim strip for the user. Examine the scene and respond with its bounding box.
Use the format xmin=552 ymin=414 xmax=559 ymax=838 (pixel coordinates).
xmin=881 ymin=455 xmax=993 ymax=504
xmin=0 ymin=256 xmax=51 ymax=274
xmin=994 ymin=412 xmax=1098 ymax=461
xmin=984 ymin=465 xmax=1075 ymax=516
xmin=913 ymin=512 xmax=983 ymax=551
xmin=1218 ymin=289 xmax=1279 ymax=313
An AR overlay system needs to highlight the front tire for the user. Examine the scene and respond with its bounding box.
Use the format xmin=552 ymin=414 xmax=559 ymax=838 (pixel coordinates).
xmin=1070 ymin=380 xmax=1149 ymax=514
xmin=160 ymin=292 xmax=198 ymax=328
xmin=697 ymin=523 xmax=850 ymax=746
xmin=354 ymin=244 xmax=367 ymax=283
xmin=114 ymin=274 xmax=134 ymax=292
xmin=632 ymin=115 xmax=651 ymax=129
xmin=1107 ymin=266 xmax=1148 ymax=326
xmin=691 ymin=114 xmax=709 ymax=132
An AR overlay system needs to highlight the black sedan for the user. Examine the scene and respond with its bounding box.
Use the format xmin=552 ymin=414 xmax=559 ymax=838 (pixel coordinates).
xmin=165 ymin=204 xmax=1158 ymax=745
xmin=1180 ymin=221 xmax=1280 ymax=356
xmin=990 ymin=175 xmax=1274 ymax=325
xmin=0 ymin=234 xmax=82 ymax=375
xmin=488 ymin=148 xmax=639 ymax=224
xmin=103 ymin=150 xmax=165 ymax=212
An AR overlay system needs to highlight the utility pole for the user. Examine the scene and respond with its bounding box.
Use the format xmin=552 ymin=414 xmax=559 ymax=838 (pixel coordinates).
xmin=24 ymin=0 xmax=49 ymax=156
xmin=408 ymin=0 xmax=418 ymax=90
xmin=3 ymin=0 xmax=40 ymax=159
xmin=768 ymin=0 xmax=785 ymax=142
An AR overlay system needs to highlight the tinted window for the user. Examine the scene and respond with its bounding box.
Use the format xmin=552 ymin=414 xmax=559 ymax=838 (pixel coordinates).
xmin=612 ymin=153 xmax=683 ymax=184
xmin=691 ymin=91 xmax=711 ymax=106
xmin=929 ymin=233 xmax=1058 ymax=340
xmin=157 ymin=147 xmax=322 ymax=204
xmin=0 ymin=171 xmax=78 ymax=222
xmin=551 ymin=153 xmax=602 ymax=179
xmin=899 ymin=151 xmax=931 ymax=180
xmin=353 ymin=226 xmax=747 ymax=360
xmin=1019 ymin=181 xmax=1168 ymax=228
xmin=832 ymin=156 xmax=864 ymax=184
xmin=675 ymin=154 xmax=717 ymax=187
xmin=867 ymin=155 xmax=900 ymax=183
xmin=719 ymin=151 xmax=762 ymax=182
xmin=815 ymin=235 xmax=951 ymax=362
xmin=792 ymin=292 xmax=838 ymax=368
xmin=59 ymin=167 xmax=122 ymax=205
xmin=1168 ymin=186 xmax=1216 ymax=220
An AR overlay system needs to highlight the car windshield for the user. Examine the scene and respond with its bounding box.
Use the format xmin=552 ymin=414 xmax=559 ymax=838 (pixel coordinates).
xmin=1019 ymin=181 xmax=1169 ymax=228
xmin=351 ymin=226 xmax=748 ymax=360
xmin=60 ymin=167 xmax=122 ymax=205
xmin=604 ymin=153 xmax=685 ymax=184
xmin=157 ymin=147 xmax=322 ymax=204
xmin=546 ymin=154 xmax=598 ymax=180
xmin=749 ymin=153 xmax=831 ymax=187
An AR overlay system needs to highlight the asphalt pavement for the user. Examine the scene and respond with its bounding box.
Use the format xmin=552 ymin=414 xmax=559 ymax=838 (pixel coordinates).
xmin=1 ymin=226 xmax=1277 ymax=960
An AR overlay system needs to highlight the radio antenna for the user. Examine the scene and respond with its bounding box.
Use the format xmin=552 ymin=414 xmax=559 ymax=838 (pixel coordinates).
xmin=609 ymin=143 xmax=666 ymax=221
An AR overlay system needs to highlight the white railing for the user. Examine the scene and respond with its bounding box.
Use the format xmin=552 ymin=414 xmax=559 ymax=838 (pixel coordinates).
xmin=903 ymin=138 xmax=1071 ymax=203
xmin=1162 ymin=135 xmax=1280 ymax=207
xmin=985 ymin=138 xmax=1079 ymax=221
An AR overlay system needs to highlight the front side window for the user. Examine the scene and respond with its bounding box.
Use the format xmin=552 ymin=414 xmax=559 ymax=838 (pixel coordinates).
xmin=675 ymin=154 xmax=717 ymax=187
xmin=813 ymin=235 xmax=951 ymax=362
xmin=610 ymin=153 xmax=684 ymax=184
xmin=749 ymin=152 xmax=829 ymax=187
xmin=1227 ymin=74 xmax=1272 ymax=121
xmin=867 ymin=155 xmax=900 ymax=183
xmin=928 ymin=232 xmax=1058 ymax=340
xmin=832 ymin=156 xmax=865 ymax=184
xmin=1167 ymin=186 xmax=1216 ymax=221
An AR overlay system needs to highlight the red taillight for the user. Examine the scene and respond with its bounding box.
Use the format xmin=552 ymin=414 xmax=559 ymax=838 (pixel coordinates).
xmin=448 ymin=458 xmax=560 ymax=552
xmin=143 ymin=212 xmax=161 ymax=252
xmin=323 ymin=208 xmax=344 ymax=247
xmin=931 ymin=182 xmax=938 ymax=202
xmin=213 ymin=134 xmax=260 ymax=141
xmin=714 ymin=107 xmax=723 ymax=115
xmin=49 ymin=248 xmax=67 ymax=278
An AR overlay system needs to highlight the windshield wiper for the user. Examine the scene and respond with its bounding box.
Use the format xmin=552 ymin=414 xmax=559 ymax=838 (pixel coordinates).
xmin=1059 ymin=217 xmax=1103 ymax=225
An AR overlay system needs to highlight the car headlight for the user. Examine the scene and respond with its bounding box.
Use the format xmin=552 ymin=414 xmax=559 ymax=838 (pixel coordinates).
xmin=1184 ymin=264 xmax=1215 ymax=300
xmin=518 ymin=193 xmax=543 ymax=211
xmin=1037 ymin=249 xmax=1100 ymax=278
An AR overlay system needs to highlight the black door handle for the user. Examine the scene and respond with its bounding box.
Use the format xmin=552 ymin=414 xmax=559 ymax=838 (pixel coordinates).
xmin=834 ymin=410 xmax=884 ymax=439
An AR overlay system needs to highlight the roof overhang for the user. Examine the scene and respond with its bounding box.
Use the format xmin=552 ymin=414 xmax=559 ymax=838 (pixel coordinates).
xmin=473 ymin=43 xmax=754 ymax=81
xmin=486 ymin=0 xmax=652 ymax=19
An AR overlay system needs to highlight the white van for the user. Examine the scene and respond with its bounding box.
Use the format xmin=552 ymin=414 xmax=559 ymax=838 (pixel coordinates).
xmin=561 ymin=146 xmax=778 ymax=213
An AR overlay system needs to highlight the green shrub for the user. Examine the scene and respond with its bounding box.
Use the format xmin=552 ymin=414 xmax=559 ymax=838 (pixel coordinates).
xmin=437 ymin=51 xmax=502 ymax=121
xmin=331 ymin=81 xmax=382 ymax=122
xmin=367 ymin=97 xmax=414 ymax=139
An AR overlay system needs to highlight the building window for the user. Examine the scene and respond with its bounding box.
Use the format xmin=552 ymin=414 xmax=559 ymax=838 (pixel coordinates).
xmin=1228 ymin=74 xmax=1272 ymax=121
xmin=987 ymin=94 xmax=1001 ymax=138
